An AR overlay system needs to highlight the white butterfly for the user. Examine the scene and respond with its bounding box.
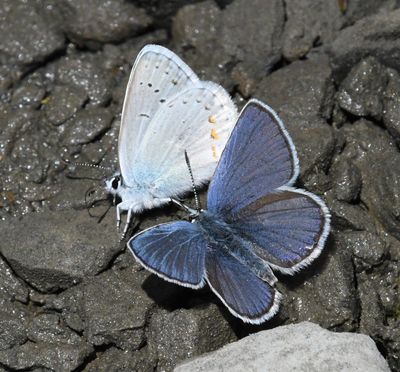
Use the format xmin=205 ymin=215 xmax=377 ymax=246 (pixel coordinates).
xmin=105 ymin=45 xmax=238 ymax=237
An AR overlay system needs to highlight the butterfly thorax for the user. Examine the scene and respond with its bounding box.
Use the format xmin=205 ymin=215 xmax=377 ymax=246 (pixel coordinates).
xmin=105 ymin=174 xmax=159 ymax=213
xmin=196 ymin=211 xmax=235 ymax=246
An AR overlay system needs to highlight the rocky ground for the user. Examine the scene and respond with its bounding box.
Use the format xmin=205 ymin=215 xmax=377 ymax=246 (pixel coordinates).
xmin=0 ymin=0 xmax=399 ymax=371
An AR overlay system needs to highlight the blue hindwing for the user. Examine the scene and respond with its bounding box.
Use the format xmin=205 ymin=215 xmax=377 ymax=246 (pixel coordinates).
xmin=205 ymin=244 xmax=281 ymax=324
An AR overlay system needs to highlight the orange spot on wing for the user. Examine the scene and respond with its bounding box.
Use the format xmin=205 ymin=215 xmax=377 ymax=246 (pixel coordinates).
xmin=211 ymin=144 xmax=218 ymax=159
xmin=211 ymin=128 xmax=220 ymax=140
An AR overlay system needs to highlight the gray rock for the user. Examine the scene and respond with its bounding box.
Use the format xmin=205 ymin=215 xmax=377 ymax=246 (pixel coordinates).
xmin=0 ymin=0 xmax=65 ymax=65
xmin=172 ymin=0 xmax=284 ymax=95
xmin=341 ymin=121 xmax=400 ymax=239
xmin=0 ymin=256 xmax=28 ymax=304
xmin=335 ymin=232 xmax=387 ymax=272
xmin=84 ymin=347 xmax=156 ymax=372
xmin=337 ymin=57 xmax=387 ymax=120
xmin=0 ymin=64 xmax=16 ymax=94
xmin=62 ymin=107 xmax=114 ymax=146
xmin=172 ymin=1 xmax=222 ymax=82
xmin=50 ymin=267 xmax=154 ymax=351
xmin=50 ymin=177 xmax=107 ymax=212
xmin=56 ymin=54 xmax=113 ymax=106
xmin=383 ymin=68 xmax=400 ymax=145
xmin=44 ymin=84 xmax=88 ymax=126
xmin=10 ymin=126 xmax=55 ymax=186
xmin=0 ymin=340 xmax=93 ymax=372
xmin=255 ymin=57 xmax=336 ymax=184
xmin=0 ymin=209 xmax=120 ymax=292
xmin=175 ymin=322 xmax=390 ymax=372
xmin=326 ymin=196 xmax=377 ymax=232
xmin=27 ymin=313 xmax=82 ymax=345
xmin=256 ymin=56 xmax=335 ymax=124
xmin=283 ymin=0 xmax=397 ymax=62
xmin=341 ymin=0 xmax=398 ymax=26
xmin=282 ymin=0 xmax=343 ymax=61
xmin=219 ymin=0 xmax=284 ymax=89
xmin=0 ymin=108 xmax=38 ymax=158
xmin=58 ymin=0 xmax=151 ymax=47
xmin=386 ymin=234 xmax=400 ymax=261
xmin=382 ymin=317 xmax=400 ymax=372
xmin=330 ymin=10 xmax=400 ymax=81
xmin=292 ymin=125 xmax=336 ymax=184
xmin=376 ymin=259 xmax=400 ymax=314
xmin=148 ymin=304 xmax=237 ymax=371
xmin=331 ymin=158 xmax=362 ymax=202
xmin=11 ymin=83 xmax=46 ymax=109
xmin=283 ymin=239 xmax=357 ymax=331
xmin=0 ymin=302 xmax=28 ymax=351
xmin=136 ymin=0 xmax=199 ymax=27
xmin=357 ymin=272 xmax=386 ymax=337
xmin=80 ymin=140 xmax=111 ymax=165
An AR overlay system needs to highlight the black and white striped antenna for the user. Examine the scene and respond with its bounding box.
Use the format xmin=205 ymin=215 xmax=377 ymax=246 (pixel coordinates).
xmin=184 ymin=150 xmax=201 ymax=213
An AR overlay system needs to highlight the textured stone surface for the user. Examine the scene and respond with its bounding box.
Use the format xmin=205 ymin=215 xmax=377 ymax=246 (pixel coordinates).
xmin=0 ymin=340 xmax=93 ymax=372
xmin=49 ymin=267 xmax=154 ymax=350
xmin=341 ymin=121 xmax=400 ymax=240
xmin=337 ymin=57 xmax=387 ymax=120
xmin=58 ymin=0 xmax=151 ymax=47
xmin=336 ymin=232 xmax=387 ymax=274
xmin=0 ymin=302 xmax=28 ymax=351
xmin=326 ymin=196 xmax=377 ymax=233
xmin=56 ymin=54 xmax=113 ymax=106
xmin=11 ymin=83 xmax=46 ymax=109
xmin=62 ymin=107 xmax=114 ymax=146
xmin=175 ymin=322 xmax=390 ymax=372
xmin=256 ymin=57 xmax=335 ymax=124
xmin=383 ymin=68 xmax=400 ymax=145
xmin=282 ymin=0 xmax=343 ymax=61
xmin=0 ymin=256 xmax=28 ymax=304
xmin=282 ymin=237 xmax=357 ymax=331
xmin=84 ymin=347 xmax=156 ymax=372
xmin=173 ymin=0 xmax=284 ymax=94
xmin=148 ymin=304 xmax=237 ymax=371
xmin=0 ymin=0 xmax=65 ymax=65
xmin=44 ymin=84 xmax=88 ymax=126
xmin=0 ymin=209 xmax=120 ymax=292
xmin=330 ymin=10 xmax=400 ymax=80
xmin=331 ymin=158 xmax=362 ymax=203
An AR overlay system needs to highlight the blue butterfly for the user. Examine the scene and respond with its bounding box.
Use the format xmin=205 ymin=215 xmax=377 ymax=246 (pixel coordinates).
xmin=127 ymin=99 xmax=331 ymax=324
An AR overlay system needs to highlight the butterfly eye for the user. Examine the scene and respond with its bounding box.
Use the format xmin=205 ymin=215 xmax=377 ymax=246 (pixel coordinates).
xmin=111 ymin=176 xmax=120 ymax=190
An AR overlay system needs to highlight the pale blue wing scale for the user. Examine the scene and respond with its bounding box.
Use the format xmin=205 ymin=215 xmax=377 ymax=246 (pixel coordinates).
xmin=119 ymin=45 xmax=200 ymax=186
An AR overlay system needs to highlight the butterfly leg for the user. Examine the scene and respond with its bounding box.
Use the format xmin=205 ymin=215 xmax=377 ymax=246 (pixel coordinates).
xmin=170 ymin=198 xmax=198 ymax=216
xmin=121 ymin=207 xmax=134 ymax=240
xmin=116 ymin=203 xmax=122 ymax=231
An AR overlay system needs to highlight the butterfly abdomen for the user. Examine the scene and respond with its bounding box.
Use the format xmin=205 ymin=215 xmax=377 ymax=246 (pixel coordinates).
xmin=197 ymin=212 xmax=277 ymax=284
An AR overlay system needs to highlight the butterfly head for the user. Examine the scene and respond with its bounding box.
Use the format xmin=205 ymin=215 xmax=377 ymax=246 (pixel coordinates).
xmin=105 ymin=173 xmax=122 ymax=196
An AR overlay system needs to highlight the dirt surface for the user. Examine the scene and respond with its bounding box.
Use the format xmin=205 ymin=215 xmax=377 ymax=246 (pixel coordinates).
xmin=0 ymin=0 xmax=399 ymax=371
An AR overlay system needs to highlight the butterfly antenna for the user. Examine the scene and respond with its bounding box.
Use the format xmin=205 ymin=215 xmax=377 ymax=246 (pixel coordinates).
xmin=184 ymin=150 xmax=201 ymax=212
xmin=62 ymin=158 xmax=112 ymax=173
